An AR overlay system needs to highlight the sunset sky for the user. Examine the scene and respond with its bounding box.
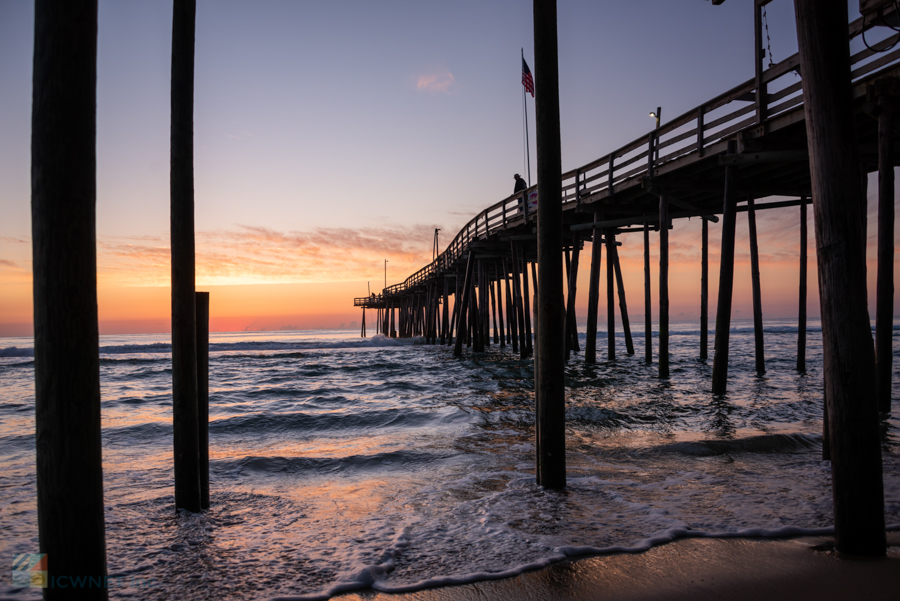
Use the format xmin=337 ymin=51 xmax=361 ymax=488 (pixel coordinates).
xmin=0 ymin=1 xmax=895 ymax=336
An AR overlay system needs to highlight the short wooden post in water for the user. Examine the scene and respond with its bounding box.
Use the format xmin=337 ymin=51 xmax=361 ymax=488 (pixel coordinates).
xmin=196 ymin=291 xmax=210 ymax=509
xmin=491 ymin=272 xmax=500 ymax=344
xmin=585 ymin=215 xmax=603 ymax=364
xmin=711 ymin=141 xmax=738 ymax=394
xmin=700 ymin=219 xmax=708 ymax=362
xmin=876 ymin=85 xmax=895 ymax=412
xmin=32 ymin=1 xmax=109 ymax=592
xmin=171 ymin=0 xmax=201 ymax=512
xmin=795 ymin=0 xmax=885 ymax=555
xmin=747 ymin=197 xmax=766 ymax=374
xmin=644 ymin=222 xmax=652 ymax=363
xmin=534 ymin=0 xmax=566 ymax=489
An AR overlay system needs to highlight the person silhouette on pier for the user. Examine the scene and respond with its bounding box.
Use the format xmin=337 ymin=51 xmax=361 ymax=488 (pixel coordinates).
xmin=514 ymin=173 xmax=527 ymax=193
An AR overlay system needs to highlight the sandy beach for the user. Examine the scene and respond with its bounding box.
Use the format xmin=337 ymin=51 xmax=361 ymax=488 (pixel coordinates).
xmin=335 ymin=532 xmax=900 ymax=601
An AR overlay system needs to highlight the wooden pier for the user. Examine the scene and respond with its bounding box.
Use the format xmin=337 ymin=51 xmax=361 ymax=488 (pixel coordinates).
xmin=357 ymin=9 xmax=899 ymax=388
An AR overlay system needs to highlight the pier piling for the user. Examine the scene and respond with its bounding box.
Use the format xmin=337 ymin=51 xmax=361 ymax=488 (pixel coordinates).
xmin=795 ymin=0 xmax=885 ymax=556
xmin=171 ymin=0 xmax=201 ymax=513
xmin=585 ymin=215 xmax=602 ymax=364
xmin=32 ymin=0 xmax=109 ymax=593
xmin=712 ymin=141 xmax=738 ymax=394
xmin=748 ymin=196 xmax=766 ymax=374
xmin=876 ymin=81 xmax=895 ymax=413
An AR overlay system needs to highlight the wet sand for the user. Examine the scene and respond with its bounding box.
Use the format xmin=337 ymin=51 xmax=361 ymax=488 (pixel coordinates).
xmin=336 ymin=532 xmax=900 ymax=601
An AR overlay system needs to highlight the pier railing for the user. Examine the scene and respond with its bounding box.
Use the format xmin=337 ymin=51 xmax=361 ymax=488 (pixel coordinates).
xmin=356 ymin=11 xmax=900 ymax=306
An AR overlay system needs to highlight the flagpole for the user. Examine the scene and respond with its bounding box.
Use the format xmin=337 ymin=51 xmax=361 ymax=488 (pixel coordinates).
xmin=522 ymin=48 xmax=532 ymax=187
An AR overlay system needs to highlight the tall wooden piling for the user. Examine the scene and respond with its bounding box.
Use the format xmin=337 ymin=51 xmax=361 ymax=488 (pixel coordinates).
xmin=643 ymin=222 xmax=652 ymax=363
xmin=876 ymin=85 xmax=894 ymax=412
xmin=585 ymin=216 xmax=603 ymax=364
xmin=32 ymin=0 xmax=108 ymax=593
xmin=196 ymin=291 xmax=210 ymax=509
xmin=522 ymin=258 xmax=534 ymax=356
xmin=701 ymin=219 xmax=708 ymax=362
xmin=565 ymin=244 xmax=581 ymax=359
xmin=511 ymin=243 xmax=528 ymax=358
xmin=534 ymin=0 xmax=566 ymax=489
xmin=612 ymin=242 xmax=634 ymax=355
xmin=453 ymin=252 xmax=476 ymax=357
xmin=171 ymin=0 xmax=201 ymax=513
xmin=441 ymin=278 xmax=449 ymax=344
xmin=712 ymin=141 xmax=738 ymax=394
xmin=659 ymin=192 xmax=670 ymax=378
xmin=496 ymin=266 xmax=506 ymax=347
xmin=491 ymin=272 xmax=500 ymax=344
xmin=795 ymin=0 xmax=885 ymax=556
xmin=606 ymin=231 xmax=616 ymax=361
xmin=504 ymin=258 xmax=519 ymax=353
xmin=747 ymin=197 xmax=766 ymax=374
xmin=798 ymin=199 xmax=808 ymax=372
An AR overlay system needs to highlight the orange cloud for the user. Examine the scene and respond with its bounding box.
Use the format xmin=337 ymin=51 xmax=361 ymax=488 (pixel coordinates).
xmin=415 ymin=68 xmax=458 ymax=94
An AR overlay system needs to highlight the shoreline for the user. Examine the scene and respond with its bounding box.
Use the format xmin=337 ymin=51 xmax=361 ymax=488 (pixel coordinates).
xmin=332 ymin=532 xmax=900 ymax=601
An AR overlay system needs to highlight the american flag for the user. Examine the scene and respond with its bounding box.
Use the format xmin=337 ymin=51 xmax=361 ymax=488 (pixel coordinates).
xmin=522 ymin=58 xmax=534 ymax=97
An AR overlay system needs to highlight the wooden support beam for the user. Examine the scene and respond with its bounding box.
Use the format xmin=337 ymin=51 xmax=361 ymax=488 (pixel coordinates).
xmin=566 ymin=243 xmax=581 ymax=358
xmin=32 ymin=0 xmax=109 ymax=591
xmin=196 ymin=291 xmax=210 ymax=510
xmin=496 ymin=264 xmax=506 ymax=348
xmin=564 ymin=249 xmax=572 ymax=359
xmin=798 ymin=200 xmax=807 ymax=372
xmin=876 ymin=85 xmax=895 ymax=412
xmin=453 ymin=252 xmax=476 ymax=357
xmin=606 ymin=230 xmax=616 ymax=361
xmin=659 ymin=192 xmax=670 ymax=379
xmin=171 ymin=0 xmax=200 ymax=513
xmin=795 ymin=0 xmax=885 ymax=556
xmin=523 ymin=257 xmax=534 ymax=356
xmin=612 ymin=241 xmax=634 ymax=355
xmin=747 ymin=197 xmax=766 ymax=374
xmin=442 ymin=278 xmax=449 ymax=344
xmin=585 ymin=215 xmax=602 ymax=364
xmin=701 ymin=219 xmax=709 ymax=362
xmin=511 ymin=242 xmax=528 ymax=359
xmin=534 ymin=0 xmax=566 ymax=490
xmin=504 ymin=257 xmax=518 ymax=353
xmin=644 ymin=222 xmax=652 ymax=363
xmin=712 ymin=141 xmax=738 ymax=394
xmin=491 ymin=271 xmax=500 ymax=344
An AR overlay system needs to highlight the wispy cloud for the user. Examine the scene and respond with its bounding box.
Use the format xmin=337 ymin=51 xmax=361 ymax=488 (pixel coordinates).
xmin=95 ymin=224 xmax=442 ymax=287
xmin=415 ymin=68 xmax=458 ymax=95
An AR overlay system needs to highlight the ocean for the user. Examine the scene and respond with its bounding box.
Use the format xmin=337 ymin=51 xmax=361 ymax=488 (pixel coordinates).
xmin=1 ymin=319 xmax=898 ymax=600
